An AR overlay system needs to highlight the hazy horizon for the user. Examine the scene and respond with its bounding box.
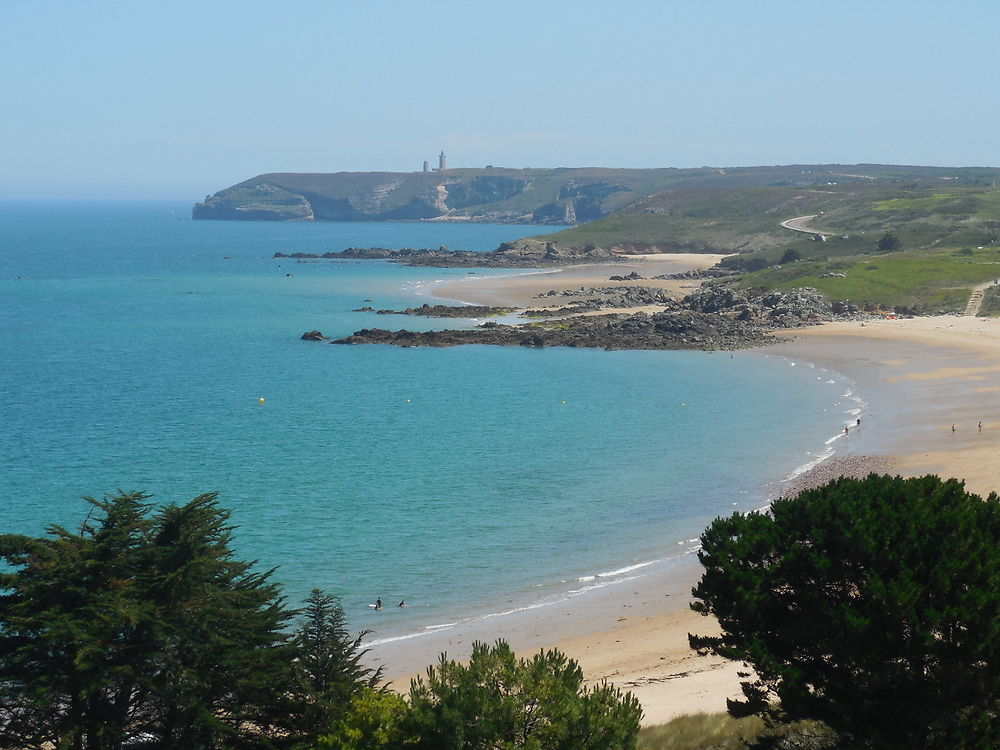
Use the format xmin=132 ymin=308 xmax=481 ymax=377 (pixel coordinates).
xmin=3 ymin=0 xmax=998 ymax=200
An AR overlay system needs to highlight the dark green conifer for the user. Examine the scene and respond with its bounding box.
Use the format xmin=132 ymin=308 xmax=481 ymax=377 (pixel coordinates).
xmin=691 ymin=474 xmax=1000 ymax=749
xmin=278 ymin=589 xmax=383 ymax=743
xmin=0 ymin=491 xmax=292 ymax=749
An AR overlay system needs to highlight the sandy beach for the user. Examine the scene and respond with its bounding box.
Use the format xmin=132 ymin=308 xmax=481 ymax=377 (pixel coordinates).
xmin=431 ymin=253 xmax=729 ymax=308
xmin=559 ymin=315 xmax=1000 ymax=725
xmin=374 ymin=261 xmax=1000 ymax=726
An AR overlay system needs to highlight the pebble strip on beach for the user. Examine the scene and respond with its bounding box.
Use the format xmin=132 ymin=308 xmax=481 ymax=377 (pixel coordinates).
xmin=776 ymin=454 xmax=897 ymax=500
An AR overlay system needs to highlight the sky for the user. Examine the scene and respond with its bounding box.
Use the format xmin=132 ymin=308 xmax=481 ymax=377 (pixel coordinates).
xmin=2 ymin=0 xmax=998 ymax=199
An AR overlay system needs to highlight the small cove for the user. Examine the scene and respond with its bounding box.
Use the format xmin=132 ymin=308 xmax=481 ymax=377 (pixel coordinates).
xmin=1 ymin=201 xmax=864 ymax=646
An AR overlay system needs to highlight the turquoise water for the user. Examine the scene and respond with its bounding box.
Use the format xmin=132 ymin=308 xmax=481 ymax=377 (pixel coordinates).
xmin=0 ymin=201 xmax=861 ymax=640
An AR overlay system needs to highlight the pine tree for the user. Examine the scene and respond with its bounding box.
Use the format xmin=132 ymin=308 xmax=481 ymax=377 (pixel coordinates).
xmin=691 ymin=474 xmax=1000 ymax=749
xmin=279 ymin=589 xmax=383 ymax=742
xmin=403 ymin=640 xmax=642 ymax=749
xmin=0 ymin=491 xmax=293 ymax=749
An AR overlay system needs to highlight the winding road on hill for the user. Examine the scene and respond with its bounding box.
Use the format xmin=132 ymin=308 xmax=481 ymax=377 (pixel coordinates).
xmin=780 ymin=215 xmax=998 ymax=316
xmin=779 ymin=214 xmax=831 ymax=239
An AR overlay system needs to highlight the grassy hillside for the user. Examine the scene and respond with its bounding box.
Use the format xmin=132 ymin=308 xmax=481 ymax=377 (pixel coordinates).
xmin=543 ymin=182 xmax=1000 ymax=252
xmin=737 ymin=246 xmax=1000 ymax=313
xmin=536 ymin=179 xmax=1000 ymax=312
xmin=637 ymin=713 xmax=835 ymax=749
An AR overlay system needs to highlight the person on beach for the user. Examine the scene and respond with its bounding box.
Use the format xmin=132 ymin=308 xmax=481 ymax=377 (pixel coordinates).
xmin=979 ymin=421 xmax=983 ymax=430
xmin=856 ymin=417 xmax=861 ymax=426
xmin=952 ymin=425 xmax=957 ymax=432
xmin=845 ymin=426 xmax=849 ymax=435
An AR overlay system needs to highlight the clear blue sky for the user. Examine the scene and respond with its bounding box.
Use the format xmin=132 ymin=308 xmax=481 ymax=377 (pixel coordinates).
xmin=2 ymin=0 xmax=997 ymax=199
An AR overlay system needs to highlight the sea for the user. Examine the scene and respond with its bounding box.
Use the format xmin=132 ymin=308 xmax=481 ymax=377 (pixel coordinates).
xmin=0 ymin=200 xmax=866 ymax=646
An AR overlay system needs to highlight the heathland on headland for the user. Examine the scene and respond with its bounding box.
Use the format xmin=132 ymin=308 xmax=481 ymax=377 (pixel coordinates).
xmin=251 ymin=163 xmax=1000 ymax=319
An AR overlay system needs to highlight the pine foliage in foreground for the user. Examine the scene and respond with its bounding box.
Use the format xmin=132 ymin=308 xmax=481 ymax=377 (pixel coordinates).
xmin=402 ymin=640 xmax=643 ymax=750
xmin=691 ymin=474 xmax=1000 ymax=750
xmin=0 ymin=491 xmax=294 ymax=749
xmin=0 ymin=491 xmax=644 ymax=750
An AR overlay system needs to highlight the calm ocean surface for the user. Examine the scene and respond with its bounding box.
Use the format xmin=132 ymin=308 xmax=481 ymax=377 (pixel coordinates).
xmin=0 ymin=201 xmax=863 ymax=641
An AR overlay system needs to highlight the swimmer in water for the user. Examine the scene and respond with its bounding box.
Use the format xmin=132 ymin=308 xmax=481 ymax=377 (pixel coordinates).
xmin=374 ymin=597 xmax=382 ymax=610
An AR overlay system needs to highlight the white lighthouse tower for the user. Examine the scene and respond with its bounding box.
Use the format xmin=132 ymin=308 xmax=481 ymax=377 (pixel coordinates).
xmin=438 ymin=151 xmax=447 ymax=172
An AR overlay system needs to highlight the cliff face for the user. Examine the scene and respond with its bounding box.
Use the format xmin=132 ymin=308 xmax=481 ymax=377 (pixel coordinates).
xmin=192 ymin=168 xmax=677 ymax=224
xmin=194 ymin=164 xmax=994 ymax=225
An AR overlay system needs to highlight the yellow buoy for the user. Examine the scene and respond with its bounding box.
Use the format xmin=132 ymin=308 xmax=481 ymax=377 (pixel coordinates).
xmin=258 ymin=397 xmax=265 ymax=405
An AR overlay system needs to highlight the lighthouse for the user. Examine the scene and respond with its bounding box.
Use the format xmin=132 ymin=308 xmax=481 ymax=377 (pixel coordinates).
xmin=438 ymin=151 xmax=447 ymax=172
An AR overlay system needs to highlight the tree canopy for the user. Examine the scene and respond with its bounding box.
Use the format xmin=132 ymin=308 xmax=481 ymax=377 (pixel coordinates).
xmin=0 ymin=491 xmax=294 ymax=749
xmin=690 ymin=474 xmax=1000 ymax=749
xmin=278 ymin=588 xmax=384 ymax=743
xmin=403 ymin=640 xmax=642 ymax=750
xmin=876 ymin=230 xmax=901 ymax=251
xmin=0 ymin=492 xmax=643 ymax=749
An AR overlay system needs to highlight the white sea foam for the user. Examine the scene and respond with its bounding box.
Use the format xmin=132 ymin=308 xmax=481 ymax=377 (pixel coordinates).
xmin=783 ymin=447 xmax=835 ymax=482
xmin=595 ymin=560 xmax=657 ymax=578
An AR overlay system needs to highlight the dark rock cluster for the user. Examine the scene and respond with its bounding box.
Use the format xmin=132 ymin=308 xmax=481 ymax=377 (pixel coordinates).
xmin=608 ymin=271 xmax=645 ymax=281
xmin=328 ymin=310 xmax=779 ymax=351
xmin=533 ymin=286 xmax=681 ymax=313
xmin=274 ymin=240 xmax=625 ymax=268
xmin=683 ymin=286 xmax=835 ymax=325
xmin=358 ymin=303 xmax=514 ymax=318
xmin=305 ymin=285 xmax=903 ymax=353
xmin=654 ymin=267 xmax=741 ymax=280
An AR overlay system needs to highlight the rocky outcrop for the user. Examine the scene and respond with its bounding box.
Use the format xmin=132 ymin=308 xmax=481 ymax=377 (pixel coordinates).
xmin=329 ymin=311 xmax=781 ymax=351
xmin=364 ymin=304 xmax=514 ymax=318
xmin=531 ymin=286 xmax=681 ymax=314
xmin=300 ymin=330 xmax=328 ymax=341
xmin=683 ymin=286 xmax=836 ymax=325
xmin=273 ymin=241 xmax=625 ymax=268
xmin=306 ymin=285 xmax=906 ymax=353
xmin=655 ymin=267 xmax=741 ymax=280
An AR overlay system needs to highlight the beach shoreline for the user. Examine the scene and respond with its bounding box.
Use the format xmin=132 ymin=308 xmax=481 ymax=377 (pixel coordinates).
xmin=429 ymin=253 xmax=729 ymax=308
xmin=370 ymin=260 xmax=1000 ymax=726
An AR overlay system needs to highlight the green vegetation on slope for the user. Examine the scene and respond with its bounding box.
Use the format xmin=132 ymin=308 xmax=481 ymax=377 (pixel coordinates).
xmin=737 ymin=245 xmax=1000 ymax=313
xmin=638 ymin=713 xmax=836 ymax=750
xmin=535 ymin=179 xmax=1000 ymax=311
xmin=980 ymin=285 xmax=1000 ymax=316
xmin=543 ymin=181 xmax=1000 ymax=254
